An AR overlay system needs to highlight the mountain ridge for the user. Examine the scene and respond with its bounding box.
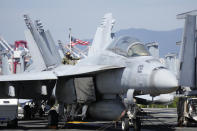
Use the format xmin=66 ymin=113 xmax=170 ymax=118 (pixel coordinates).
xmin=79 ymin=28 xmax=183 ymax=57
xmin=115 ymin=28 xmax=183 ymax=57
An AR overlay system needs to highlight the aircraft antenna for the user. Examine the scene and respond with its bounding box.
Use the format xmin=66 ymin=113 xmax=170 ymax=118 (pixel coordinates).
xmin=69 ymin=28 xmax=72 ymax=53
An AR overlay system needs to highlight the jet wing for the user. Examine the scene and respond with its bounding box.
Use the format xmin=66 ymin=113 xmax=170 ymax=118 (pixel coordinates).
xmin=0 ymin=65 xmax=124 ymax=81
xmin=0 ymin=71 xmax=57 ymax=81
xmin=54 ymin=65 xmax=125 ymax=77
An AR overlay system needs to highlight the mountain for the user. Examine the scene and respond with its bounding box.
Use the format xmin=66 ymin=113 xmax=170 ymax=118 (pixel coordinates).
xmin=79 ymin=28 xmax=182 ymax=57
xmin=115 ymin=28 xmax=183 ymax=57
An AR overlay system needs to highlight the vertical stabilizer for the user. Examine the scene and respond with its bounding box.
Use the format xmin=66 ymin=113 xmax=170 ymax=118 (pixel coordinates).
xmin=165 ymin=53 xmax=178 ymax=76
xmin=58 ymin=40 xmax=66 ymax=58
xmin=88 ymin=13 xmax=115 ymax=56
xmin=24 ymin=30 xmax=47 ymax=71
xmin=24 ymin=15 xmax=56 ymax=68
xmin=1 ymin=53 xmax=11 ymax=75
xmin=40 ymin=30 xmax=62 ymax=65
xmin=179 ymin=15 xmax=196 ymax=87
xmin=19 ymin=55 xmax=25 ymax=73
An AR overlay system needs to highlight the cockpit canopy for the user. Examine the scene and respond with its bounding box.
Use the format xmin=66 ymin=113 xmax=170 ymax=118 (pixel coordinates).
xmin=108 ymin=36 xmax=150 ymax=57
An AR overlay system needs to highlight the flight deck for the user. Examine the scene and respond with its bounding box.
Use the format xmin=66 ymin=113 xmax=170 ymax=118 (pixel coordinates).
xmin=0 ymin=108 xmax=195 ymax=131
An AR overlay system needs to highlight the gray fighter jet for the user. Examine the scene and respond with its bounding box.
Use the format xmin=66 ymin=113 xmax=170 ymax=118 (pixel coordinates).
xmin=0 ymin=13 xmax=178 ymax=130
xmin=54 ymin=13 xmax=177 ymax=130
xmin=0 ymin=15 xmax=58 ymax=120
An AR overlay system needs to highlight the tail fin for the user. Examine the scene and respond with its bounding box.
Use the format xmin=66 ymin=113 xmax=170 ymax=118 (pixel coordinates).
xmin=88 ymin=13 xmax=115 ymax=56
xmin=58 ymin=40 xmax=66 ymax=58
xmin=1 ymin=53 xmax=12 ymax=75
xmin=19 ymin=55 xmax=25 ymax=73
xmin=165 ymin=53 xmax=178 ymax=76
xmin=24 ymin=30 xmax=47 ymax=71
xmin=24 ymin=15 xmax=57 ymax=68
xmin=178 ymin=15 xmax=196 ymax=87
xmin=39 ymin=29 xmax=62 ymax=65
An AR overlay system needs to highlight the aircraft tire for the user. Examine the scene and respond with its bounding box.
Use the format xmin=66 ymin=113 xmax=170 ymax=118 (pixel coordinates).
xmin=48 ymin=110 xmax=59 ymax=128
xmin=7 ymin=118 xmax=18 ymax=128
xmin=133 ymin=117 xmax=141 ymax=131
xmin=121 ymin=118 xmax=129 ymax=131
xmin=39 ymin=108 xmax=44 ymax=117
xmin=184 ymin=117 xmax=189 ymax=127
xmin=177 ymin=116 xmax=183 ymax=127
xmin=24 ymin=105 xmax=31 ymax=120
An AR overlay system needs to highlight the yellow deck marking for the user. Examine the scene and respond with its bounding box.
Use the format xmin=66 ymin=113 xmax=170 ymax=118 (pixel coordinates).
xmin=67 ymin=121 xmax=89 ymax=124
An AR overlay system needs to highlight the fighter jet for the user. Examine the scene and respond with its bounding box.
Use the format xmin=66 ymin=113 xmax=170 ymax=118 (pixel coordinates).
xmin=52 ymin=13 xmax=178 ymax=130
xmin=0 ymin=15 xmax=59 ymax=121
xmin=0 ymin=13 xmax=178 ymax=130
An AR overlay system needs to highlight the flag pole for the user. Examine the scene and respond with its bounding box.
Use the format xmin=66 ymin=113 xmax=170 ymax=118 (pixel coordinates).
xmin=69 ymin=28 xmax=72 ymax=53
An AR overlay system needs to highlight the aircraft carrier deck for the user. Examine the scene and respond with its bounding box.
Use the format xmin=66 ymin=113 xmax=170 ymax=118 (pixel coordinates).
xmin=0 ymin=108 xmax=196 ymax=131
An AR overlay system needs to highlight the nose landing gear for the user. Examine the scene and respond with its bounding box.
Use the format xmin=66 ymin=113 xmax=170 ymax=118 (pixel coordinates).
xmin=122 ymin=89 xmax=141 ymax=131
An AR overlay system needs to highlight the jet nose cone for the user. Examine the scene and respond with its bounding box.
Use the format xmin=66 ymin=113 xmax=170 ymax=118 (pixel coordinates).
xmin=152 ymin=69 xmax=178 ymax=93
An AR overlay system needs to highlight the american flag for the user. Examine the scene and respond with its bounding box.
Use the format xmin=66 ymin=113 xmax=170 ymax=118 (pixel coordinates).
xmin=71 ymin=36 xmax=90 ymax=46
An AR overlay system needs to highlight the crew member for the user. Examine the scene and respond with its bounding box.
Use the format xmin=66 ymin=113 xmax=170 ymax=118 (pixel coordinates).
xmin=62 ymin=52 xmax=80 ymax=65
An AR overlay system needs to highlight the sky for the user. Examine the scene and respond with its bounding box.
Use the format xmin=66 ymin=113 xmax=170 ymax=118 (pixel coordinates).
xmin=0 ymin=0 xmax=196 ymax=44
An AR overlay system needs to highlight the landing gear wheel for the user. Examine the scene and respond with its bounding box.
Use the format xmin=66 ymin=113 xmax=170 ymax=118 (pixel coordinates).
xmin=39 ymin=108 xmax=44 ymax=117
xmin=133 ymin=117 xmax=141 ymax=131
xmin=7 ymin=119 xmax=18 ymax=128
xmin=48 ymin=110 xmax=59 ymax=129
xmin=178 ymin=116 xmax=183 ymax=127
xmin=184 ymin=117 xmax=189 ymax=127
xmin=122 ymin=118 xmax=129 ymax=131
xmin=24 ymin=105 xmax=31 ymax=120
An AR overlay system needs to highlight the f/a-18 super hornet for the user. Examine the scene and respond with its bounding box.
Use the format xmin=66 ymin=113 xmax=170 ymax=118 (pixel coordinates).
xmin=0 ymin=15 xmax=60 ymax=120
xmin=0 ymin=13 xmax=178 ymax=130
xmin=53 ymin=13 xmax=177 ymax=130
